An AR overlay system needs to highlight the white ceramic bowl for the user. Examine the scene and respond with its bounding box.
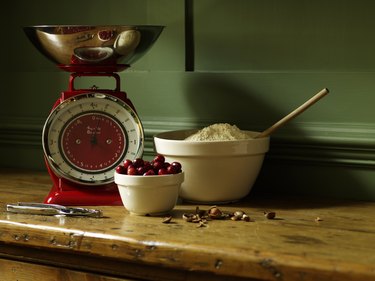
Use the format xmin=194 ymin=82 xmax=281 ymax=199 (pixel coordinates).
xmin=114 ymin=172 xmax=184 ymax=215
xmin=154 ymin=129 xmax=269 ymax=204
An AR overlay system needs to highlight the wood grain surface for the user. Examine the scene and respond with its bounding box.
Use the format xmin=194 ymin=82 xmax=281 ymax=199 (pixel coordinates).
xmin=0 ymin=169 xmax=374 ymax=281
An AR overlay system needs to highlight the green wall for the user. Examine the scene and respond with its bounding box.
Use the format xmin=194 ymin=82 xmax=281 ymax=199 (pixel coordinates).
xmin=1 ymin=0 xmax=374 ymax=200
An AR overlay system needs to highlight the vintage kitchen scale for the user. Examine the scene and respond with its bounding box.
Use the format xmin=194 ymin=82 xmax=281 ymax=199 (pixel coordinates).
xmin=24 ymin=25 xmax=164 ymax=205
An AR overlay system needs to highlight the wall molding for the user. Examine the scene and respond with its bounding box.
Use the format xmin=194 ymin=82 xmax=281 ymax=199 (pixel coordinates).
xmin=1 ymin=117 xmax=374 ymax=168
xmin=0 ymin=117 xmax=43 ymax=147
xmin=142 ymin=119 xmax=375 ymax=168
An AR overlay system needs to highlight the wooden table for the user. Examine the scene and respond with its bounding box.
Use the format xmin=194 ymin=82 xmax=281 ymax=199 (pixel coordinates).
xmin=0 ymin=169 xmax=374 ymax=281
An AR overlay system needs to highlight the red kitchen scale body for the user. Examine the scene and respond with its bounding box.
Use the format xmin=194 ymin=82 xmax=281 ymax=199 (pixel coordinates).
xmin=24 ymin=25 xmax=164 ymax=205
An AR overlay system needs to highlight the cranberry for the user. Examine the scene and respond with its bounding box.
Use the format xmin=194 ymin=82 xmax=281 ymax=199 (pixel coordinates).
xmin=166 ymin=165 xmax=178 ymax=174
xmin=143 ymin=160 xmax=152 ymax=171
xmin=144 ymin=169 xmax=155 ymax=176
xmin=123 ymin=159 xmax=133 ymax=169
xmin=158 ymin=168 xmax=169 ymax=175
xmin=117 ymin=154 xmax=182 ymax=176
xmin=153 ymin=154 xmax=165 ymax=163
xmin=115 ymin=165 xmax=127 ymax=174
xmin=132 ymin=158 xmax=144 ymax=168
xmin=152 ymin=161 xmax=164 ymax=172
xmin=171 ymin=162 xmax=182 ymax=173
xmin=127 ymin=165 xmax=138 ymax=175
xmin=137 ymin=166 xmax=147 ymax=175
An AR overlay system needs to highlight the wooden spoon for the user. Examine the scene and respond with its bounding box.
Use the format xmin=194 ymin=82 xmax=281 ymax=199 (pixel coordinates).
xmin=256 ymin=88 xmax=329 ymax=138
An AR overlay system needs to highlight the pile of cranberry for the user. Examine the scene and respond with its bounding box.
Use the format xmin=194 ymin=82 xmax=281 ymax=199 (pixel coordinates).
xmin=115 ymin=154 xmax=182 ymax=176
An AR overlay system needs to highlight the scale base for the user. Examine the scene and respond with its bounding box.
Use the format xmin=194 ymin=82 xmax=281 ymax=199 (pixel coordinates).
xmin=44 ymin=177 xmax=123 ymax=206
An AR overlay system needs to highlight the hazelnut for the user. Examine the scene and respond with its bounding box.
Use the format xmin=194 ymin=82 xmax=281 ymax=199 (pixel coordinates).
xmin=182 ymin=213 xmax=195 ymax=222
xmin=264 ymin=211 xmax=276 ymax=219
xmin=231 ymin=211 xmax=245 ymax=221
xmin=208 ymin=206 xmax=223 ymax=219
xmin=162 ymin=216 xmax=172 ymax=224
xmin=242 ymin=214 xmax=250 ymax=222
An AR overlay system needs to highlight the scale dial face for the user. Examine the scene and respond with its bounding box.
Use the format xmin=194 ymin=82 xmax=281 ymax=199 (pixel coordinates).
xmin=43 ymin=93 xmax=144 ymax=185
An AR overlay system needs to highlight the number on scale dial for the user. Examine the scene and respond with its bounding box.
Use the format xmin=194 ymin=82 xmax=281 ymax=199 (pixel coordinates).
xmin=43 ymin=93 xmax=144 ymax=185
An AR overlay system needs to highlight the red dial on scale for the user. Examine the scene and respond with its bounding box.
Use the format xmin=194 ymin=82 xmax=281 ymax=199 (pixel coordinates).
xmin=43 ymin=93 xmax=143 ymax=185
xmin=62 ymin=112 xmax=126 ymax=172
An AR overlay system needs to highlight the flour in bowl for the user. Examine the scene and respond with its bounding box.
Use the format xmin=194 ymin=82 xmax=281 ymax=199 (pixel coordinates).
xmin=185 ymin=123 xmax=253 ymax=141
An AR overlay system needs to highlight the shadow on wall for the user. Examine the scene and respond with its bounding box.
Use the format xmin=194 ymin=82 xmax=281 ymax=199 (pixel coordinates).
xmin=183 ymin=74 xmax=372 ymax=201
xmin=184 ymin=73 xmax=281 ymax=127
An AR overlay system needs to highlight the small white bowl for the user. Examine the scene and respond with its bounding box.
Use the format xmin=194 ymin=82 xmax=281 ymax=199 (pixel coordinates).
xmin=154 ymin=129 xmax=269 ymax=204
xmin=114 ymin=172 xmax=184 ymax=215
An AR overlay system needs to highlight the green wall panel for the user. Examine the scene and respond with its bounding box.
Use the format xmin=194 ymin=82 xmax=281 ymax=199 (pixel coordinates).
xmin=1 ymin=0 xmax=374 ymax=200
xmin=123 ymin=72 xmax=375 ymax=127
xmin=194 ymin=0 xmax=375 ymax=71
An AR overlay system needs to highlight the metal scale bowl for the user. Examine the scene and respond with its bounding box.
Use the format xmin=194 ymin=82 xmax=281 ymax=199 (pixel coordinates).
xmin=24 ymin=25 xmax=164 ymax=205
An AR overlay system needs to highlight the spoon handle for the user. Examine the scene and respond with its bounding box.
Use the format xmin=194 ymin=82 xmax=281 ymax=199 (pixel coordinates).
xmin=256 ymin=88 xmax=329 ymax=138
